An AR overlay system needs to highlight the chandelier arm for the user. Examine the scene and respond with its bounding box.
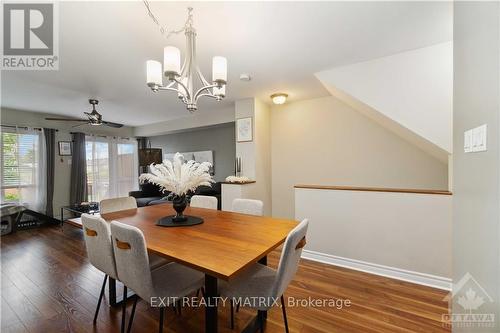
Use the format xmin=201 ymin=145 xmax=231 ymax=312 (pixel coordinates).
xmin=172 ymin=77 xmax=191 ymax=100
xmin=196 ymin=66 xmax=211 ymax=87
xmin=194 ymin=84 xmax=219 ymax=101
xmin=157 ymin=86 xmax=183 ymax=94
xmin=180 ymin=60 xmax=187 ymax=78
xmin=196 ymin=93 xmax=218 ymax=100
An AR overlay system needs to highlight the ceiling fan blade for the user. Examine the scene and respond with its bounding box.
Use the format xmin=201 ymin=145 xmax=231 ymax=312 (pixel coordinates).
xmin=45 ymin=117 xmax=88 ymax=122
xmin=72 ymin=123 xmax=88 ymax=128
xmin=102 ymin=121 xmax=124 ymax=128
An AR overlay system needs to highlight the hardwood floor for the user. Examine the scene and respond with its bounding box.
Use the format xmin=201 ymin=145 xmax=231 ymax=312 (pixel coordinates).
xmin=1 ymin=225 xmax=450 ymax=333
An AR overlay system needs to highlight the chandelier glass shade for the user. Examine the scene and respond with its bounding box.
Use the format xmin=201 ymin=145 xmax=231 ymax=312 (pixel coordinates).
xmin=146 ymin=8 xmax=227 ymax=113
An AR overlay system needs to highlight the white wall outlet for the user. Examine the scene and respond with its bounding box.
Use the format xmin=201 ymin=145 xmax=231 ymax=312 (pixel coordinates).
xmin=464 ymin=129 xmax=473 ymax=153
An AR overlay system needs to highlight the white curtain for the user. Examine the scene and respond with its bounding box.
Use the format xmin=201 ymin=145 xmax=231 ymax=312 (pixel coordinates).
xmin=1 ymin=127 xmax=46 ymax=212
xmin=86 ymin=136 xmax=138 ymax=202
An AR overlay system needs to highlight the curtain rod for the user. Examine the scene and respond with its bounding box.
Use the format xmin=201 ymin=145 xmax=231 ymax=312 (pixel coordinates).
xmin=0 ymin=125 xmax=130 ymax=139
xmin=70 ymin=132 xmax=131 ymax=140
xmin=1 ymin=124 xmax=59 ymax=131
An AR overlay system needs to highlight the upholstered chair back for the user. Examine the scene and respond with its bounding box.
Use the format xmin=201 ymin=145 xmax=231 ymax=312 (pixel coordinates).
xmin=110 ymin=221 xmax=154 ymax=300
xmin=190 ymin=195 xmax=218 ymax=210
xmin=272 ymin=219 xmax=309 ymax=297
xmin=232 ymin=199 xmax=264 ymax=216
xmin=100 ymin=197 xmax=137 ymax=214
xmin=81 ymin=214 xmax=118 ymax=279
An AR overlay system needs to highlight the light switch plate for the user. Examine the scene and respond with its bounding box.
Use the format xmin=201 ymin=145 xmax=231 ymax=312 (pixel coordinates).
xmin=464 ymin=129 xmax=473 ymax=153
xmin=472 ymin=124 xmax=487 ymax=152
xmin=465 ymin=124 xmax=487 ymax=153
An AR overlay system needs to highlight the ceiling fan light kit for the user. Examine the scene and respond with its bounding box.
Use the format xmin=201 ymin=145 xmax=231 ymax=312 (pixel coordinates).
xmin=45 ymin=99 xmax=124 ymax=128
xmin=87 ymin=99 xmax=101 ymax=125
xmin=145 ymin=6 xmax=227 ymax=113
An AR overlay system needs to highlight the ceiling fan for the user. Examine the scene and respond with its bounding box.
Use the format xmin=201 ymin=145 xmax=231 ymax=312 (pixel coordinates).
xmin=45 ymin=99 xmax=124 ymax=128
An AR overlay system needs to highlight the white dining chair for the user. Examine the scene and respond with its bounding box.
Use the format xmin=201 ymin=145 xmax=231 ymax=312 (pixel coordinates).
xmin=220 ymin=219 xmax=309 ymax=332
xmin=190 ymin=195 xmax=218 ymax=210
xmin=100 ymin=197 xmax=137 ymax=214
xmin=232 ymin=198 xmax=264 ymax=216
xmin=110 ymin=221 xmax=205 ymax=333
xmin=100 ymin=197 xmax=169 ymax=269
xmin=80 ymin=214 xmax=124 ymax=331
xmin=231 ymin=198 xmax=264 ymax=318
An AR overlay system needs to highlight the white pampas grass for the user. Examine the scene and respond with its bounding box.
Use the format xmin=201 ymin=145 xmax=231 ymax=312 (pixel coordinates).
xmin=139 ymin=152 xmax=214 ymax=196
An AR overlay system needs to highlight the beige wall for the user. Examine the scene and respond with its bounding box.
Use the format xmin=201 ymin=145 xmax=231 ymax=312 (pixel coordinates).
xmin=1 ymin=107 xmax=134 ymax=218
xmin=271 ymin=96 xmax=448 ymax=219
xmin=453 ymin=2 xmax=500 ymax=329
xmin=253 ymin=99 xmax=272 ymax=215
xmin=234 ymin=98 xmax=272 ymax=215
xmin=295 ymin=188 xmax=452 ymax=285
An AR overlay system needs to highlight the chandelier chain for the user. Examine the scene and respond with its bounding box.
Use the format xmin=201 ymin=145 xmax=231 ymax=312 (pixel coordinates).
xmin=142 ymin=0 xmax=193 ymax=38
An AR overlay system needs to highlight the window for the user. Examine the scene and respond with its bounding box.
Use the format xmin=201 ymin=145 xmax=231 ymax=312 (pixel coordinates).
xmin=85 ymin=136 xmax=138 ymax=202
xmin=86 ymin=139 xmax=110 ymax=202
xmin=115 ymin=143 xmax=138 ymax=197
xmin=1 ymin=128 xmax=46 ymax=211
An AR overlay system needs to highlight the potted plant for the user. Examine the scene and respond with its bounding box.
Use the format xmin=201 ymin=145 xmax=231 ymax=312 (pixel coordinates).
xmin=139 ymin=152 xmax=214 ymax=222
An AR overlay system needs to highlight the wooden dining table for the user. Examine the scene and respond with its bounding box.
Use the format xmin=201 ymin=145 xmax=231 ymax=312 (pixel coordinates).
xmin=99 ymin=203 xmax=298 ymax=333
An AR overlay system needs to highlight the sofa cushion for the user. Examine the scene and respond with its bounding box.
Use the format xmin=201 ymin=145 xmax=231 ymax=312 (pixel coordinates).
xmin=135 ymin=196 xmax=162 ymax=207
xmin=147 ymin=199 xmax=172 ymax=206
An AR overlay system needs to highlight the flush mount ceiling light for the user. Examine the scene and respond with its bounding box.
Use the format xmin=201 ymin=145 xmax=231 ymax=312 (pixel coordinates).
xmin=271 ymin=93 xmax=288 ymax=105
xmin=145 ymin=5 xmax=227 ymax=113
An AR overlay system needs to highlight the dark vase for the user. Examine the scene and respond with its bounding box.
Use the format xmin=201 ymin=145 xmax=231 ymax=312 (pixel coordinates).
xmin=172 ymin=194 xmax=187 ymax=222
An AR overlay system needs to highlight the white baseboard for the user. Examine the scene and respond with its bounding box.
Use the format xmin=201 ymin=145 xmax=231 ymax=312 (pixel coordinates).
xmin=301 ymin=249 xmax=452 ymax=291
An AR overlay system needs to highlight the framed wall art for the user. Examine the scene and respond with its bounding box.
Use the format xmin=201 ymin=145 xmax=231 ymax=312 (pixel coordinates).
xmin=236 ymin=117 xmax=253 ymax=142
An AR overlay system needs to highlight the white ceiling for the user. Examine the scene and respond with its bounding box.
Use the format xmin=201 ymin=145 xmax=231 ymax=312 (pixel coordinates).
xmin=1 ymin=1 xmax=452 ymax=126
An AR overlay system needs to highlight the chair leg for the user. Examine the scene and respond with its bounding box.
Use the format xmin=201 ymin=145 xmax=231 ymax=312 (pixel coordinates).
xmin=93 ymin=274 xmax=108 ymax=324
xmin=281 ymin=295 xmax=289 ymax=333
xmin=230 ymin=299 xmax=234 ymax=329
xmin=121 ymin=286 xmax=127 ymax=333
xmin=158 ymin=307 xmax=165 ymax=333
xmin=126 ymin=295 xmax=138 ymax=333
xmin=258 ymin=310 xmax=264 ymax=333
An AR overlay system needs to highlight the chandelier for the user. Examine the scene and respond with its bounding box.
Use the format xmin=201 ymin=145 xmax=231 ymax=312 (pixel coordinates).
xmin=145 ymin=6 xmax=227 ymax=113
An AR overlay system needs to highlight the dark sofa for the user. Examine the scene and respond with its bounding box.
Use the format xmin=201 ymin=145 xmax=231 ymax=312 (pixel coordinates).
xmin=129 ymin=181 xmax=222 ymax=209
xmin=128 ymin=181 xmax=170 ymax=207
